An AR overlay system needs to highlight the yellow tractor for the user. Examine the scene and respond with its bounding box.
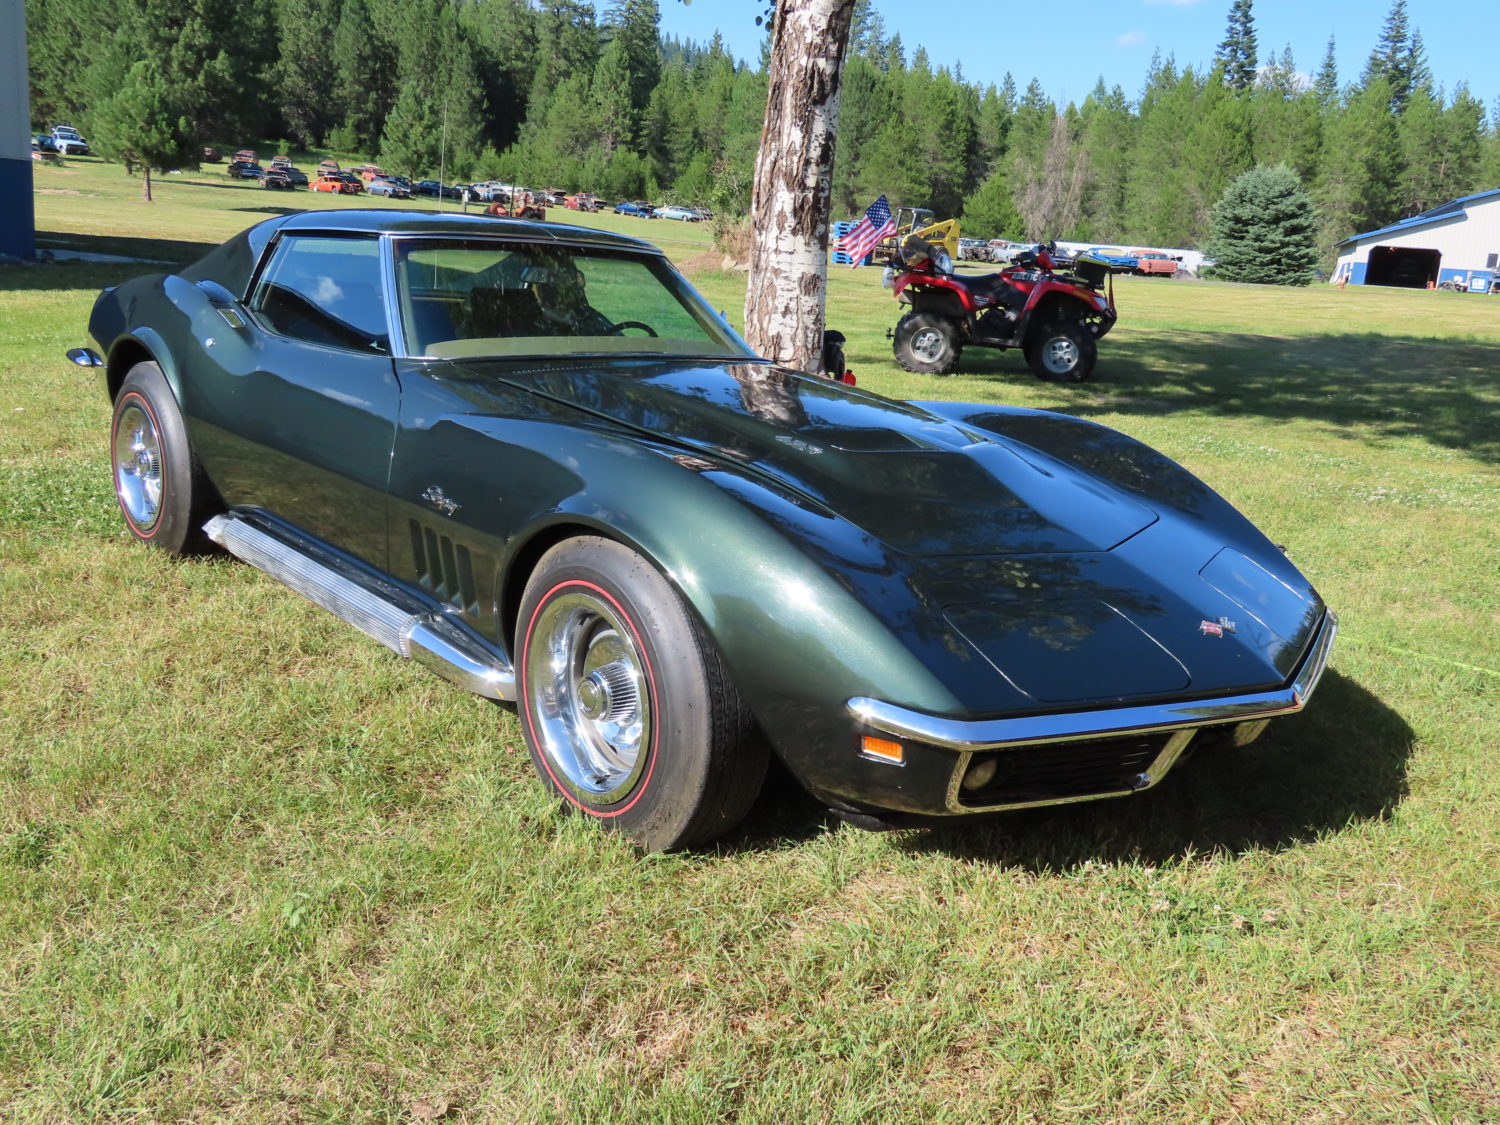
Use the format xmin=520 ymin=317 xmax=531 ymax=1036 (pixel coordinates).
xmin=872 ymin=207 xmax=960 ymax=266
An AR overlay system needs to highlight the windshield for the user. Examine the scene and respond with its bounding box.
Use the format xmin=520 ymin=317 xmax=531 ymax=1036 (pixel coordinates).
xmin=393 ymin=238 xmax=753 ymax=360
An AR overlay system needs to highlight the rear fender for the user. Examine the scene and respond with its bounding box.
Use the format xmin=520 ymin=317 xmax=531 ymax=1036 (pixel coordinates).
xmin=1021 ymin=286 xmax=1110 ymax=335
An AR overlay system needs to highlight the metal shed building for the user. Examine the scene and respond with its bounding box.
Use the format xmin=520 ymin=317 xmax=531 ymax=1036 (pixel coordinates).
xmin=1332 ymin=188 xmax=1500 ymax=293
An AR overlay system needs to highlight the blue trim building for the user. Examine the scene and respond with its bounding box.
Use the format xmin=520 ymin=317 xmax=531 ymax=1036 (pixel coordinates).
xmin=1 ymin=0 xmax=36 ymax=261
xmin=1332 ymin=188 xmax=1500 ymax=292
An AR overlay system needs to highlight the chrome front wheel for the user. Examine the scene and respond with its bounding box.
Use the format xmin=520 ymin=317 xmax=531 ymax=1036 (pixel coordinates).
xmin=524 ymin=590 xmax=652 ymax=805
xmin=516 ymin=536 xmax=768 ymax=851
xmin=109 ymin=361 xmax=218 ymax=554
xmin=113 ymin=400 xmax=163 ymax=530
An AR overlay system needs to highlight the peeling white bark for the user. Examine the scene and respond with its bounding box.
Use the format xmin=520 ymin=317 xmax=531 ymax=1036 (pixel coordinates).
xmin=742 ymin=0 xmax=856 ymax=373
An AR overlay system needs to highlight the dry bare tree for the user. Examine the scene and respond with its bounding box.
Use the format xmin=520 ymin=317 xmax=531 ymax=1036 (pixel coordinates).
xmin=1017 ymin=115 xmax=1090 ymax=242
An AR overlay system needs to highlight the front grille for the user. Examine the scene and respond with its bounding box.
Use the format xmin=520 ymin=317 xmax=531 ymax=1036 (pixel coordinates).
xmin=956 ymin=734 xmax=1169 ymax=808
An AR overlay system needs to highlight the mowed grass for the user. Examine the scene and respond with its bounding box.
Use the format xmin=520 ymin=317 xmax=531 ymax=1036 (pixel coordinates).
xmin=1 ymin=157 xmax=1497 ymax=1123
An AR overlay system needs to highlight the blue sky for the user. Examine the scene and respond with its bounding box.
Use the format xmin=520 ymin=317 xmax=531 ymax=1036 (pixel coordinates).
xmin=658 ymin=1 xmax=1500 ymax=113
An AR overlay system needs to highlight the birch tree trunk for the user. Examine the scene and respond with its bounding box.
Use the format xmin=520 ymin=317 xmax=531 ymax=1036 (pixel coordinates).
xmin=742 ymin=0 xmax=856 ymax=372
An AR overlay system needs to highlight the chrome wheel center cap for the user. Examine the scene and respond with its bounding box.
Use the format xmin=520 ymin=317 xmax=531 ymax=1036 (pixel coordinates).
xmin=578 ymin=674 xmax=608 ymax=720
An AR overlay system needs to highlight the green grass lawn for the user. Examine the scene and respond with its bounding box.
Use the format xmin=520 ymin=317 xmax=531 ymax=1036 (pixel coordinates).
xmin=2 ymin=158 xmax=1498 ymax=1123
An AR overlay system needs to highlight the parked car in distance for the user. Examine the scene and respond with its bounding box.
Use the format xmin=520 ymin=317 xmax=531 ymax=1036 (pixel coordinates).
xmin=32 ymin=134 xmax=59 ymax=153
xmin=201 ymin=146 xmax=221 ymax=163
xmin=423 ymin=180 xmax=465 ymax=199
xmin=317 ymin=160 xmax=340 ymax=176
xmin=270 ymin=155 xmax=293 ymax=170
xmin=1081 ymin=247 xmax=1139 ymax=270
xmin=614 ymin=200 xmax=656 ymax=218
xmin=227 ymin=161 xmax=264 ymax=180
xmin=234 ymin=149 xmax=258 ymax=164
xmin=564 ymin=193 xmax=602 ymax=212
xmin=281 ymin=166 xmax=309 ymax=187
xmin=653 ymin=205 xmax=704 ymax=222
xmin=356 ymin=164 xmax=385 ymax=182
xmin=367 ymin=177 xmax=412 ymax=199
xmin=51 ymin=126 xmax=90 ymax=155
xmin=1131 ymin=251 xmax=1180 ymax=277
xmin=72 ymin=210 xmax=1336 ymax=853
xmin=260 ymin=168 xmax=297 ymax=191
xmin=311 ymin=173 xmax=357 ymax=194
xmin=333 ymin=172 xmax=365 ymax=193
xmin=985 ymin=239 xmax=1028 ymax=263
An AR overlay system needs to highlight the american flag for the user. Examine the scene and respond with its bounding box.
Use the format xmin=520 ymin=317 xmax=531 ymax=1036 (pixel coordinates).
xmin=838 ymin=195 xmax=896 ymax=267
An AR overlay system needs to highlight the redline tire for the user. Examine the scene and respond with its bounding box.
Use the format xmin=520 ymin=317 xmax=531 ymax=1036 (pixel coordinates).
xmin=110 ymin=361 xmax=218 ymax=555
xmin=516 ymin=536 xmax=766 ymax=851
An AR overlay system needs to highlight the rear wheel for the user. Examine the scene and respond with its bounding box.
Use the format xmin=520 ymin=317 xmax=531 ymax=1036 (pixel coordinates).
xmin=516 ymin=536 xmax=767 ymax=851
xmin=1024 ymin=318 xmax=1097 ymax=383
xmin=893 ymin=311 xmax=962 ymax=375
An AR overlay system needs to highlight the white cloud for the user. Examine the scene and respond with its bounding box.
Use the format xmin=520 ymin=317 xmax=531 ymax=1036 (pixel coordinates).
xmin=1116 ymin=30 xmax=1148 ymax=47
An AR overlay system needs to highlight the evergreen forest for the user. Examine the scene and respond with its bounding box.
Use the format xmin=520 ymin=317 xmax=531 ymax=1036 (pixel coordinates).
xmin=25 ymin=0 xmax=1500 ymax=260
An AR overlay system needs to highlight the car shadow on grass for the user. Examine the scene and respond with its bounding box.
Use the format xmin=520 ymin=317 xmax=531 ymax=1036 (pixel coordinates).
xmin=895 ymin=668 xmax=1413 ymax=869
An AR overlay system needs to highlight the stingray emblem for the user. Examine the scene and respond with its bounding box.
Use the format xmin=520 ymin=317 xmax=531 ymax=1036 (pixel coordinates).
xmin=1199 ymin=617 xmax=1237 ymax=637
xmin=421 ymin=485 xmax=460 ymax=516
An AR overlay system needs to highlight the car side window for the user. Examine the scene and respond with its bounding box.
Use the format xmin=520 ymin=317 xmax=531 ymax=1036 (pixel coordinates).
xmin=250 ymin=235 xmax=390 ymax=354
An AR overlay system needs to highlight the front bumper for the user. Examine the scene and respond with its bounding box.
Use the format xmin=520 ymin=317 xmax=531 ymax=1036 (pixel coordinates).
xmin=845 ymin=609 xmax=1337 ymax=815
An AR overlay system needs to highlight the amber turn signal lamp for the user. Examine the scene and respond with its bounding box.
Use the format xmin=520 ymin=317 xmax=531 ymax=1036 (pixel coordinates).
xmin=860 ymin=736 xmax=904 ymax=764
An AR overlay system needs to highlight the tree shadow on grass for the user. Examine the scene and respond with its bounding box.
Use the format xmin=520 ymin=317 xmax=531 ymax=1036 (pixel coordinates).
xmin=898 ymin=668 xmax=1413 ymax=870
xmin=231 ymin=205 xmax=305 ymax=217
xmin=35 ymin=229 xmax=217 ymax=265
xmin=1089 ymin=329 xmax=1500 ymax=462
xmin=166 ymin=177 xmax=275 ymax=192
xmin=0 ymin=232 xmax=218 ymax=293
xmin=925 ymin=327 xmax=1500 ymax=463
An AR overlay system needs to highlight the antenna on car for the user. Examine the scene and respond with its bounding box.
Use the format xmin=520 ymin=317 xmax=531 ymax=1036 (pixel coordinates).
xmin=438 ymin=100 xmax=449 ymax=214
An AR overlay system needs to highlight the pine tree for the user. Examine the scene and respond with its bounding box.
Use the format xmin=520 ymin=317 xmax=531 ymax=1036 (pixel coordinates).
xmin=1314 ymin=36 xmax=1339 ymax=107
xmin=276 ymin=0 xmax=339 ymax=146
xmin=1316 ymin=79 xmax=1400 ymax=261
xmin=1214 ymin=0 xmax=1258 ymax=93
xmin=1203 ymin=164 xmax=1319 ymax=284
xmin=601 ymin=0 xmax=662 ymax=150
xmin=961 ymin=169 xmax=1023 ymax=240
xmin=1124 ymin=60 xmax=1197 ymax=245
xmin=329 ymin=0 xmax=396 ymax=149
xmin=378 ymin=0 xmax=485 ymax=178
xmin=1076 ymin=81 xmax=1135 ymax=241
xmin=88 ymin=58 xmax=198 ymax=201
xmin=1362 ymin=0 xmax=1422 ymax=115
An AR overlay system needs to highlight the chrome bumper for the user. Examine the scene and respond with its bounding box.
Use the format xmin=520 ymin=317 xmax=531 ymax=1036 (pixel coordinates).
xmin=847 ymin=610 xmax=1337 ymax=814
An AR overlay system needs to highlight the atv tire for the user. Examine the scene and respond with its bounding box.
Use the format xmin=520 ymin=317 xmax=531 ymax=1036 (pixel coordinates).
xmin=1024 ymin=318 xmax=1097 ymax=383
xmin=893 ymin=312 xmax=962 ymax=375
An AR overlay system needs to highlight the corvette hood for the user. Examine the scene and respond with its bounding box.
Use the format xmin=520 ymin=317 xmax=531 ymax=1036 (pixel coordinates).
xmin=484 ymin=358 xmax=1157 ymax=556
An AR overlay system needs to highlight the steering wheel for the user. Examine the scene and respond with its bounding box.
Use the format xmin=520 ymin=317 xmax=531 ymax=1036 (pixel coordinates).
xmin=609 ymin=320 xmax=658 ymax=337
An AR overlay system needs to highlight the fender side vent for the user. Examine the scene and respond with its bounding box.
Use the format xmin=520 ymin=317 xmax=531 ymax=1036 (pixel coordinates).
xmin=410 ymin=520 xmax=479 ymax=617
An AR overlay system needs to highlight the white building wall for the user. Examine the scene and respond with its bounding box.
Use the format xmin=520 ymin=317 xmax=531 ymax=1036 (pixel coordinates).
xmin=1334 ymin=194 xmax=1500 ymax=287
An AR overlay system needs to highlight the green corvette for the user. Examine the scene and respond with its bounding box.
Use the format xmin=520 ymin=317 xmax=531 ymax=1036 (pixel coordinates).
xmin=70 ymin=211 xmax=1336 ymax=850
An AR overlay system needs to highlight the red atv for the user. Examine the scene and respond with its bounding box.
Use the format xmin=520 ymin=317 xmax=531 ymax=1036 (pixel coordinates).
xmin=887 ymin=237 xmax=1116 ymax=381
